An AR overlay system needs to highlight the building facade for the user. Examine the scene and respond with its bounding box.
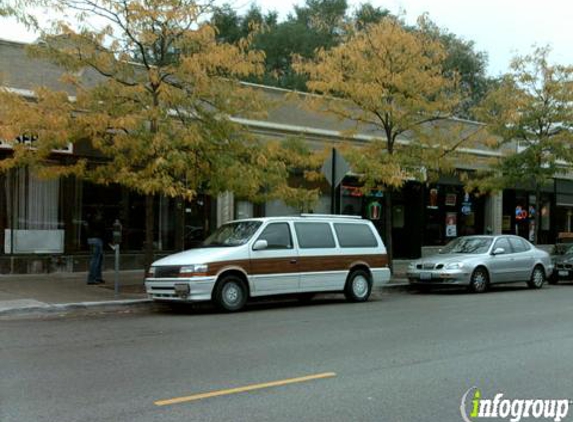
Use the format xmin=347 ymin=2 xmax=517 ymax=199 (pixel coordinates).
xmin=1 ymin=39 xmax=571 ymax=273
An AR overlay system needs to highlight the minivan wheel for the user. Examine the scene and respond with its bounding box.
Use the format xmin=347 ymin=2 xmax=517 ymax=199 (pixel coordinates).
xmin=344 ymin=270 xmax=372 ymax=302
xmin=527 ymin=266 xmax=545 ymax=289
xmin=214 ymin=276 xmax=247 ymax=312
xmin=469 ymin=267 xmax=489 ymax=293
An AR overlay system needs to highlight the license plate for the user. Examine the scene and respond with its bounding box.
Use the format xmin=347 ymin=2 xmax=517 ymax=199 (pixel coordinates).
xmin=558 ymin=270 xmax=569 ymax=277
xmin=174 ymin=283 xmax=190 ymax=296
xmin=419 ymin=272 xmax=432 ymax=280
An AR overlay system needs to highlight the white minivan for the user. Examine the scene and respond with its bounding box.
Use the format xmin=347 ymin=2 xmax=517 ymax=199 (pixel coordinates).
xmin=145 ymin=214 xmax=391 ymax=311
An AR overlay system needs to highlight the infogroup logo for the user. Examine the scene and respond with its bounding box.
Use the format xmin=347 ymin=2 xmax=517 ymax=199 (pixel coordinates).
xmin=460 ymin=387 xmax=571 ymax=422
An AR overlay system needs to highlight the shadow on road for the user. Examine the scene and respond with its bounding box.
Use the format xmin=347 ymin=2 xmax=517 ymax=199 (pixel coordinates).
xmin=154 ymin=295 xmax=368 ymax=316
xmin=408 ymin=283 xmax=572 ymax=296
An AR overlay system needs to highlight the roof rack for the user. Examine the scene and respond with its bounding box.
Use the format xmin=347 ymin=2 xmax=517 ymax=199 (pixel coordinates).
xmin=300 ymin=213 xmax=362 ymax=219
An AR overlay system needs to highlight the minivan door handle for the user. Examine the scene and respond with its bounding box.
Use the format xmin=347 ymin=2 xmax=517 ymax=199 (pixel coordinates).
xmin=290 ymin=259 xmax=297 ymax=264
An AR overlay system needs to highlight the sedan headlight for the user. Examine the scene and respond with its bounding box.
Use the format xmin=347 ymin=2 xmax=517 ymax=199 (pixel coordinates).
xmin=179 ymin=264 xmax=209 ymax=277
xmin=408 ymin=262 xmax=418 ymax=270
xmin=444 ymin=262 xmax=464 ymax=270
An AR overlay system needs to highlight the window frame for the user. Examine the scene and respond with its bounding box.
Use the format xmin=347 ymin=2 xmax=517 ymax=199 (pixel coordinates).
xmin=333 ymin=223 xmax=379 ymax=248
xmin=493 ymin=237 xmax=514 ymax=255
xmin=294 ymin=222 xmax=337 ymax=249
xmin=254 ymin=222 xmax=293 ymax=250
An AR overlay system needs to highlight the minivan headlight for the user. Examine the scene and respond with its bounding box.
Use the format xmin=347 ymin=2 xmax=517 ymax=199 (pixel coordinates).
xmin=179 ymin=264 xmax=209 ymax=277
xmin=444 ymin=262 xmax=464 ymax=270
xmin=146 ymin=266 xmax=156 ymax=278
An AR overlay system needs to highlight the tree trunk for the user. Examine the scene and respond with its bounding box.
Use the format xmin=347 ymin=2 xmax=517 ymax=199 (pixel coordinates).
xmin=384 ymin=189 xmax=393 ymax=271
xmin=174 ymin=196 xmax=185 ymax=251
xmin=534 ymin=184 xmax=541 ymax=245
xmin=144 ymin=194 xmax=154 ymax=275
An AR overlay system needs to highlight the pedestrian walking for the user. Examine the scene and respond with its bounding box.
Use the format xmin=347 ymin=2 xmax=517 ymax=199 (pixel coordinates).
xmin=86 ymin=210 xmax=106 ymax=285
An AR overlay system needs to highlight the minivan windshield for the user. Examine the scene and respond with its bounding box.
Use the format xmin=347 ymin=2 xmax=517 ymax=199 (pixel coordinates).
xmin=439 ymin=237 xmax=493 ymax=254
xmin=201 ymin=221 xmax=262 ymax=247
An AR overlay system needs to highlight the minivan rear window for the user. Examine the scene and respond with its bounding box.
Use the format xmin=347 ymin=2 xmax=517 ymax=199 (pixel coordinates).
xmin=294 ymin=223 xmax=336 ymax=249
xmin=334 ymin=223 xmax=378 ymax=248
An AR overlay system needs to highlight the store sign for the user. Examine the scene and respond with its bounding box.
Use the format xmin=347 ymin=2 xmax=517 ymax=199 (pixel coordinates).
xmin=341 ymin=185 xmax=363 ymax=197
xmin=515 ymin=205 xmax=528 ymax=221
xmin=0 ymin=135 xmax=73 ymax=154
xmin=461 ymin=193 xmax=472 ymax=216
xmin=445 ymin=193 xmax=457 ymax=207
xmin=428 ymin=188 xmax=438 ymax=209
xmin=446 ymin=212 xmax=457 ymax=237
xmin=368 ymin=201 xmax=382 ymax=220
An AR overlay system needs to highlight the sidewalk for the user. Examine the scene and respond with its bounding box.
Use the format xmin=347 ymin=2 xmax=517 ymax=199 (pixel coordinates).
xmin=0 ymin=270 xmax=150 ymax=318
xmin=0 ymin=261 xmax=411 ymax=318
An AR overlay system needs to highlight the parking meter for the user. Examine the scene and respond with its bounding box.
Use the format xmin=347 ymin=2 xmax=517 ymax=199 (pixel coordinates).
xmin=111 ymin=219 xmax=122 ymax=296
xmin=112 ymin=219 xmax=122 ymax=245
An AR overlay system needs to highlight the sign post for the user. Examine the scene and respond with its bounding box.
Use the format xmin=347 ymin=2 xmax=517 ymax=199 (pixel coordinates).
xmin=321 ymin=148 xmax=350 ymax=214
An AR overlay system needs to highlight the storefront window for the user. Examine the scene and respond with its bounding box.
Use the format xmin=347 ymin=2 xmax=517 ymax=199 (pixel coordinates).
xmin=4 ymin=168 xmax=63 ymax=253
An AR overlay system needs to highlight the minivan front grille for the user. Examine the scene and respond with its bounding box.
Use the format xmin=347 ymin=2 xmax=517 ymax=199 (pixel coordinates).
xmin=153 ymin=266 xmax=181 ymax=278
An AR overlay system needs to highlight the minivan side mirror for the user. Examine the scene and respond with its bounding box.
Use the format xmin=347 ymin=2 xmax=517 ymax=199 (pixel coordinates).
xmin=492 ymin=247 xmax=505 ymax=255
xmin=252 ymin=239 xmax=268 ymax=251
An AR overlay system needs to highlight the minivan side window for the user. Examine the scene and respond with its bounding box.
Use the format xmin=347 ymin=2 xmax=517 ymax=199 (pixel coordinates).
xmin=256 ymin=223 xmax=293 ymax=249
xmin=294 ymin=223 xmax=336 ymax=249
xmin=334 ymin=223 xmax=378 ymax=248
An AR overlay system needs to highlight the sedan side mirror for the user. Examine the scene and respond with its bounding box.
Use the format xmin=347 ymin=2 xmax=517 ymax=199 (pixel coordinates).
xmin=252 ymin=239 xmax=268 ymax=251
xmin=492 ymin=247 xmax=505 ymax=255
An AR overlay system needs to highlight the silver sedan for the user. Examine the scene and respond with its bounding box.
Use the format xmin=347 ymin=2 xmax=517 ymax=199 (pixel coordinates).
xmin=407 ymin=235 xmax=554 ymax=293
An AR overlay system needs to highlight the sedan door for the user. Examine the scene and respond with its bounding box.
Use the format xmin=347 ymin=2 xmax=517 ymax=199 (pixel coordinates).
xmin=508 ymin=237 xmax=535 ymax=281
xmin=249 ymin=222 xmax=300 ymax=295
xmin=488 ymin=237 xmax=515 ymax=283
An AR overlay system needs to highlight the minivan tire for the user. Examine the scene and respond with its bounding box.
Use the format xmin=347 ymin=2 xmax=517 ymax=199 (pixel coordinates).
xmin=214 ymin=275 xmax=248 ymax=312
xmin=344 ymin=270 xmax=372 ymax=302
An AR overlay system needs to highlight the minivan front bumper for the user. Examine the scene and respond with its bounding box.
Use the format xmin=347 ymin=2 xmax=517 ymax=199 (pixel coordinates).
xmin=145 ymin=276 xmax=217 ymax=302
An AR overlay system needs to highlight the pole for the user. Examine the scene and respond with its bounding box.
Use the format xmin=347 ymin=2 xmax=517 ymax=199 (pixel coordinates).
xmin=10 ymin=170 xmax=16 ymax=257
xmin=331 ymin=148 xmax=336 ymax=214
xmin=114 ymin=244 xmax=120 ymax=297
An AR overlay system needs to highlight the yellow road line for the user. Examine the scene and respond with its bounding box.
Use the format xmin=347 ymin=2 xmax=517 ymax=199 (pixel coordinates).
xmin=154 ymin=372 xmax=337 ymax=407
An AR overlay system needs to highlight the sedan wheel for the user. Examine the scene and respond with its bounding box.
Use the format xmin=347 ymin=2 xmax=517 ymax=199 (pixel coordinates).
xmin=469 ymin=267 xmax=488 ymax=293
xmin=527 ymin=266 xmax=545 ymax=289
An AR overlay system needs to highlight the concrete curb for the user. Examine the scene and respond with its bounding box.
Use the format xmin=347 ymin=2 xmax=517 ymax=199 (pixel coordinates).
xmin=0 ymin=298 xmax=153 ymax=319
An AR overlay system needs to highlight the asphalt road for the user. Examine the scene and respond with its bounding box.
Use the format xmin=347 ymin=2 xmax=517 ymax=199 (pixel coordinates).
xmin=3 ymin=284 xmax=573 ymax=422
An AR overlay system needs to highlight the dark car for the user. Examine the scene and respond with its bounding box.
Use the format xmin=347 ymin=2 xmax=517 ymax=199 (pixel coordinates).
xmin=550 ymin=243 xmax=573 ymax=284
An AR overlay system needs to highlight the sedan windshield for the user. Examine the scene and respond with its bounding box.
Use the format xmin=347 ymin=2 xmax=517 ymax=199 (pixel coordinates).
xmin=202 ymin=221 xmax=262 ymax=247
xmin=439 ymin=237 xmax=493 ymax=254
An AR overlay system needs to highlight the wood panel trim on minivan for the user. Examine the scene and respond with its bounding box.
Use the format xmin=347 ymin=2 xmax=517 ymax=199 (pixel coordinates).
xmin=206 ymin=254 xmax=388 ymax=277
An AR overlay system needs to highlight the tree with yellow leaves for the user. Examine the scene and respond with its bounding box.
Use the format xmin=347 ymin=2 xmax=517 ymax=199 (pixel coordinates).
xmin=0 ymin=0 xmax=319 ymax=269
xmin=473 ymin=46 xmax=573 ymax=244
xmin=294 ymin=16 xmax=485 ymax=262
